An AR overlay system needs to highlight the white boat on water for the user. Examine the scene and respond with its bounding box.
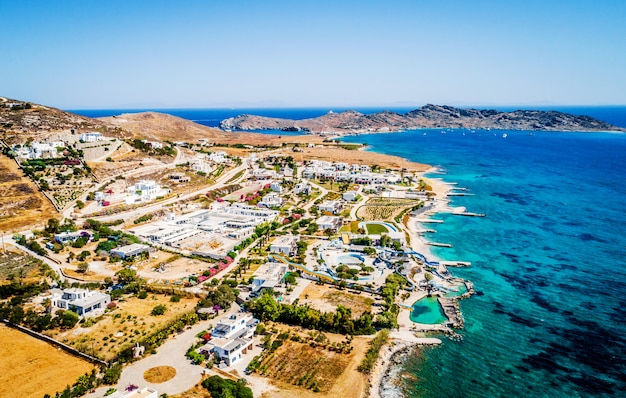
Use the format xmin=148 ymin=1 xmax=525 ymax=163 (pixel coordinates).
xmin=502 ymin=133 xmax=508 ymax=138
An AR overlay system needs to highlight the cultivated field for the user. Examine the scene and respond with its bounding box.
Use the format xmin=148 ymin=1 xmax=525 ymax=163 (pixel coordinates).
xmin=356 ymin=197 xmax=418 ymax=221
xmin=0 ymin=324 xmax=95 ymax=398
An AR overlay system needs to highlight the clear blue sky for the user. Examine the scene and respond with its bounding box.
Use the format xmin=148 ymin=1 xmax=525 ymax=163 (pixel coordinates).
xmin=2 ymin=0 xmax=625 ymax=109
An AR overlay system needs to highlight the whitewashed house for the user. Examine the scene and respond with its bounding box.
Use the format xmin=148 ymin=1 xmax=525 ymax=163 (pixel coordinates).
xmin=317 ymin=215 xmax=343 ymax=232
xmin=201 ymin=313 xmax=257 ymax=367
xmin=51 ymin=288 xmax=111 ymax=318
xmin=270 ymin=235 xmax=299 ymax=256
xmin=79 ymin=132 xmax=102 ymax=142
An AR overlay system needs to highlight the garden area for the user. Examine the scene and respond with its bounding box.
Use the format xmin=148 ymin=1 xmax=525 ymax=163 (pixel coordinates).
xmin=356 ymin=197 xmax=420 ymax=221
xmin=46 ymin=293 xmax=198 ymax=362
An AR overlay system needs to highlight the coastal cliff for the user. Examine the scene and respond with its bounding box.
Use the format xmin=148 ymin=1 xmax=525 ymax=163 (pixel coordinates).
xmin=219 ymin=104 xmax=625 ymax=133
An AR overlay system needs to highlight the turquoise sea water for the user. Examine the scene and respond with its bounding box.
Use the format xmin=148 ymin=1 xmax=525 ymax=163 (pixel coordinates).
xmin=342 ymin=129 xmax=626 ymax=397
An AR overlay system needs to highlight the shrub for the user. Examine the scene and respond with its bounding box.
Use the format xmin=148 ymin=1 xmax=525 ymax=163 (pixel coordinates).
xmin=151 ymin=305 xmax=167 ymax=316
xmin=170 ymin=295 xmax=180 ymax=302
xmin=137 ymin=291 xmax=148 ymax=299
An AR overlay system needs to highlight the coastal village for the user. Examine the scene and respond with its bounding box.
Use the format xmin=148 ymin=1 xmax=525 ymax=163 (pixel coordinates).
xmin=0 ymin=99 xmax=479 ymax=398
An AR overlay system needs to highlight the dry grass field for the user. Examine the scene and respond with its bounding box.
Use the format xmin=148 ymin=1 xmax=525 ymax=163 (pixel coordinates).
xmin=299 ymin=283 xmax=379 ymax=315
xmin=0 ymin=155 xmax=57 ymax=232
xmin=46 ymin=294 xmax=198 ymax=361
xmin=0 ymin=250 xmax=48 ymax=283
xmin=0 ymin=324 xmax=95 ymax=398
xmin=258 ymin=337 xmax=369 ymax=398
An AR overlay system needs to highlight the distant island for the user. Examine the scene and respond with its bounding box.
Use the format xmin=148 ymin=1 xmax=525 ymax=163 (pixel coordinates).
xmin=219 ymin=104 xmax=625 ymax=133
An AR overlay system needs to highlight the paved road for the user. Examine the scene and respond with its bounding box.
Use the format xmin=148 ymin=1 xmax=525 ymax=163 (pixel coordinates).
xmin=303 ymin=181 xmax=328 ymax=211
xmin=85 ymin=160 xmax=248 ymax=223
xmin=95 ymin=306 xmax=239 ymax=397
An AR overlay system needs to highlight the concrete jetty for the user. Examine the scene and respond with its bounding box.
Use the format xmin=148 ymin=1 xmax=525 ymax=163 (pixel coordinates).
xmin=418 ymin=219 xmax=444 ymax=224
xmin=426 ymin=242 xmax=452 ymax=248
xmin=455 ymin=212 xmax=486 ymax=217
xmin=447 ymin=192 xmax=474 ymax=196
xmin=440 ymin=260 xmax=471 ymax=267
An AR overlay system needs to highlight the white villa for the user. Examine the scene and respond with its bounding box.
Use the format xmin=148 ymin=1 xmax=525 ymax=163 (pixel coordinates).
xmin=126 ymin=180 xmax=169 ymax=204
xmin=79 ymin=132 xmax=103 ymax=142
xmin=318 ymin=200 xmax=343 ymax=214
xmin=259 ymin=192 xmax=282 ymax=208
xmin=270 ymin=235 xmax=299 ymax=256
xmin=13 ymin=141 xmax=65 ymax=159
xmin=201 ymin=313 xmax=257 ymax=367
xmin=317 ymin=215 xmax=343 ymax=232
xmin=208 ymin=151 xmax=228 ymax=163
xmin=251 ymin=263 xmax=288 ymax=294
xmin=293 ymin=181 xmax=310 ymax=195
xmin=51 ymin=288 xmax=111 ymax=318
xmin=343 ymin=191 xmax=358 ymax=201
xmin=110 ymin=243 xmax=152 ymax=260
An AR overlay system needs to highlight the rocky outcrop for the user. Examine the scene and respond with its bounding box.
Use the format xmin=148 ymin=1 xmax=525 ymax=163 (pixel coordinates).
xmin=220 ymin=104 xmax=625 ymax=133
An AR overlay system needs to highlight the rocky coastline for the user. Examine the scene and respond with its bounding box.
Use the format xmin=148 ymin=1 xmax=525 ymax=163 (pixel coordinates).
xmin=219 ymin=104 xmax=625 ymax=133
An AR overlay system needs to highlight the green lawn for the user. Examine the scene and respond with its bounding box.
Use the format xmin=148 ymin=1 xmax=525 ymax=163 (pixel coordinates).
xmin=365 ymin=223 xmax=389 ymax=234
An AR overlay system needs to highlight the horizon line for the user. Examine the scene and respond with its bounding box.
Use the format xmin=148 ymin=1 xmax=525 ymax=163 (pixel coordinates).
xmin=65 ymin=103 xmax=626 ymax=111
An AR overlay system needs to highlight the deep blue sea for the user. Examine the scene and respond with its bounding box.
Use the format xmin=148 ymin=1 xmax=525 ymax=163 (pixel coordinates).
xmin=71 ymin=106 xmax=626 ymax=396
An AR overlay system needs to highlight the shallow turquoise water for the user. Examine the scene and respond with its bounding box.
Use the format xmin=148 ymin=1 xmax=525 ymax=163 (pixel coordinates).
xmin=410 ymin=296 xmax=447 ymax=324
xmin=342 ymin=129 xmax=626 ymax=397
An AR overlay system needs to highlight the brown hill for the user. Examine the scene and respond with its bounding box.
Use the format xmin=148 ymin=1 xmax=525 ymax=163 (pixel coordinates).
xmin=100 ymin=111 xmax=328 ymax=146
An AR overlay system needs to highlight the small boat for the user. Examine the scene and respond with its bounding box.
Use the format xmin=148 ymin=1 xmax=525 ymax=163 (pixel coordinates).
xmin=502 ymin=133 xmax=508 ymax=138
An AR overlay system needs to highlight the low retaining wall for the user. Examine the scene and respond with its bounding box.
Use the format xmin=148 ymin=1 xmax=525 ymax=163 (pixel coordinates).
xmin=1 ymin=319 xmax=109 ymax=367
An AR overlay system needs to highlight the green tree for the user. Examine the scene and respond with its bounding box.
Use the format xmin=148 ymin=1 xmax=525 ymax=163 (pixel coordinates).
xmin=45 ymin=218 xmax=60 ymax=234
xmin=60 ymin=310 xmax=79 ymax=328
xmin=103 ymin=364 xmax=122 ymax=385
xmin=116 ymin=268 xmax=139 ymax=285
xmin=202 ymin=375 xmax=252 ymax=398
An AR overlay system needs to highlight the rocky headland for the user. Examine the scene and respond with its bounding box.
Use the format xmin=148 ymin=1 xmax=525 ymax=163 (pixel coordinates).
xmin=219 ymin=104 xmax=625 ymax=133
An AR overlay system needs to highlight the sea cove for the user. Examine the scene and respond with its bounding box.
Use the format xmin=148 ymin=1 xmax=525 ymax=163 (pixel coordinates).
xmin=341 ymin=129 xmax=626 ymax=397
